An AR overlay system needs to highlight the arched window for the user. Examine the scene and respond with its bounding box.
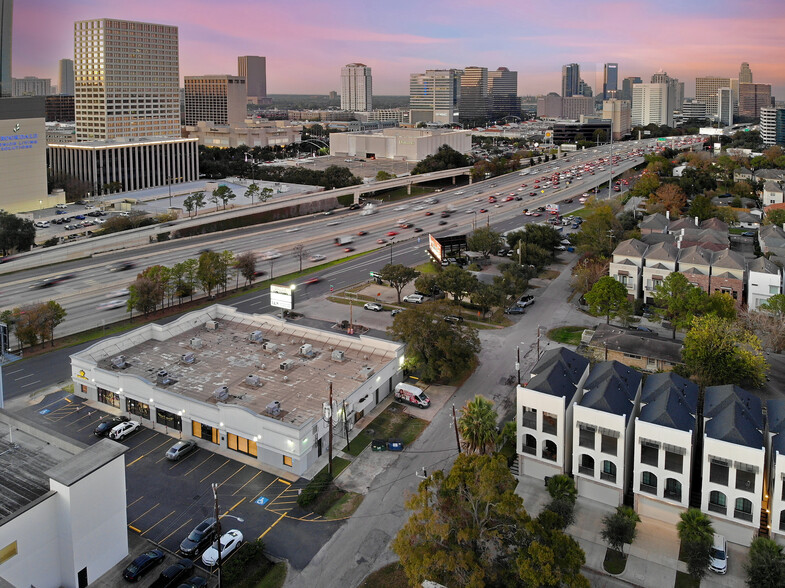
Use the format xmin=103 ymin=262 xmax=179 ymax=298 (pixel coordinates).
xmin=734 ymin=497 xmax=753 ymax=522
xmin=542 ymin=440 xmax=557 ymax=462
xmin=601 ymin=460 xmax=617 ymax=483
xmin=664 ymin=478 xmax=682 ymax=501
xmin=640 ymin=471 xmax=658 ymax=494
xmin=578 ymin=454 xmax=595 ymax=476
xmin=708 ymin=490 xmax=727 ymax=515
xmin=523 ymin=434 xmax=536 ymax=455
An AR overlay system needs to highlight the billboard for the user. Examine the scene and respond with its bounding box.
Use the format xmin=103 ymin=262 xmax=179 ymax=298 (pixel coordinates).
xmin=270 ymin=284 xmax=293 ymax=310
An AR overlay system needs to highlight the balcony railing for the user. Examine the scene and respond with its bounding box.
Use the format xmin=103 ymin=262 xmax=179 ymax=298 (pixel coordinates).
xmin=734 ymin=509 xmax=753 ymax=522
xmin=639 ymin=482 xmax=657 ymax=495
xmin=578 ymin=465 xmax=594 ymax=476
xmin=600 ymin=472 xmax=617 ymax=483
xmin=664 ymin=489 xmax=682 ymax=502
xmin=522 ymin=445 xmax=536 ymax=455
xmin=708 ymin=502 xmax=727 ymax=515
xmin=521 ymin=416 xmax=537 ymax=430
xmin=542 ymin=423 xmax=557 ymax=436
xmin=542 ymin=449 xmax=557 ymax=462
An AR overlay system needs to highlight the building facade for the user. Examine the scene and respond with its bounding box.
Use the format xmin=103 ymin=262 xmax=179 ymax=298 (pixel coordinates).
xmin=45 ymin=94 xmax=75 ymax=122
xmin=603 ymin=63 xmax=618 ymax=99
xmin=562 ymin=96 xmax=594 ymax=120
xmin=738 ymin=83 xmax=772 ymax=119
xmin=329 ymin=127 xmax=471 ymax=162
xmin=238 ymin=55 xmax=267 ymax=103
xmin=48 ymin=136 xmax=199 ymax=195
xmin=632 ymin=83 xmax=671 ymax=127
xmin=487 ymin=67 xmax=520 ymax=119
xmin=0 ymin=0 xmax=10 ymax=97
xmin=760 ymin=107 xmax=785 ymax=146
xmin=340 ymin=63 xmax=372 ymax=112
xmin=12 ymin=76 xmax=51 ymax=96
xmin=58 ymin=58 xmax=74 ymax=95
xmin=184 ymin=120 xmax=301 ymax=148
xmin=409 ymin=69 xmax=461 ymax=124
xmin=184 ymin=75 xmax=247 ymax=126
xmin=682 ymin=99 xmax=707 ymax=119
xmin=601 ymin=99 xmax=631 ymax=139
xmin=621 ymin=76 xmax=641 ymax=102
xmin=739 ymin=62 xmax=753 ymax=84
xmin=696 ymin=76 xmax=731 ymax=120
xmin=74 ymin=19 xmax=180 ymax=141
xmin=718 ymin=87 xmax=734 ymax=126
xmin=537 ymin=93 xmax=563 ymax=119
xmin=562 ymin=63 xmax=580 ymax=97
xmin=459 ymin=66 xmax=489 ymax=123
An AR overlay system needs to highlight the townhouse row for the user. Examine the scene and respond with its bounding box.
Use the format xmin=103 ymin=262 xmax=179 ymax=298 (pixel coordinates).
xmin=516 ymin=347 xmax=785 ymax=547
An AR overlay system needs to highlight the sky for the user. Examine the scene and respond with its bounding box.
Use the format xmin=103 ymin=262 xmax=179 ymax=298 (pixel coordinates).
xmin=10 ymin=0 xmax=785 ymax=99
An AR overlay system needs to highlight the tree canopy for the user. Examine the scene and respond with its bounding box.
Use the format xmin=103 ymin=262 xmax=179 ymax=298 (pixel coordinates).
xmin=585 ymin=276 xmax=630 ymax=324
xmin=676 ymin=508 xmax=714 ymax=582
xmin=412 ymin=144 xmax=472 ymax=175
xmin=458 ymin=395 xmax=498 ymax=454
xmin=745 ymin=537 xmax=785 ymax=588
xmin=467 ymin=227 xmax=503 ymax=257
xmin=0 ymin=212 xmax=36 ymax=257
xmin=380 ymin=263 xmax=419 ymax=303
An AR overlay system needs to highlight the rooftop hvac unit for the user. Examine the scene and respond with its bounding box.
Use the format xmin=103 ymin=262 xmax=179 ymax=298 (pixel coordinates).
xmin=266 ymin=400 xmax=281 ymax=416
xmin=245 ymin=374 xmax=262 ymax=387
xmin=331 ymin=350 xmax=345 ymax=362
xmin=181 ymin=352 xmax=195 ymax=364
xmin=300 ymin=344 xmax=314 ymax=357
xmin=249 ymin=331 xmax=264 ymax=343
xmin=358 ymin=366 xmax=374 ymax=380
xmin=214 ymin=386 xmax=229 ymax=400
xmin=111 ymin=355 xmax=127 ymax=369
xmin=190 ymin=337 xmax=203 ymax=349
xmin=205 ymin=320 xmax=218 ymax=331
xmin=279 ymin=359 xmax=295 ymax=372
xmin=157 ymin=370 xmax=176 ymax=386
xmin=262 ymin=342 xmax=278 ymax=353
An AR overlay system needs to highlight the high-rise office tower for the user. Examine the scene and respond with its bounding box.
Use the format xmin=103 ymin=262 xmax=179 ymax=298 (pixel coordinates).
xmin=58 ymin=58 xmax=74 ymax=95
xmin=760 ymin=107 xmax=785 ymax=146
xmin=738 ymin=83 xmax=771 ymax=119
xmin=603 ymin=63 xmax=618 ymax=99
xmin=562 ymin=63 xmax=580 ymax=97
xmin=74 ymin=18 xmax=180 ymax=141
xmin=695 ymin=76 xmax=731 ymax=120
xmin=577 ymin=79 xmax=593 ymax=97
xmin=487 ymin=67 xmax=520 ymax=119
xmin=459 ymin=66 xmax=489 ymax=123
xmin=739 ymin=62 xmax=753 ymax=84
xmin=340 ymin=63 xmax=372 ymax=112
xmin=409 ymin=69 xmax=461 ymax=124
xmin=650 ymin=71 xmax=682 ymax=118
xmin=0 ymin=0 xmax=11 ymax=97
xmin=237 ymin=56 xmax=266 ymax=103
xmin=650 ymin=70 xmax=669 ymax=84
xmin=184 ymin=75 xmax=247 ymax=125
xmin=717 ymin=87 xmax=733 ymax=126
xmin=631 ymin=83 xmax=671 ymax=127
xmin=621 ymin=76 xmax=641 ymax=102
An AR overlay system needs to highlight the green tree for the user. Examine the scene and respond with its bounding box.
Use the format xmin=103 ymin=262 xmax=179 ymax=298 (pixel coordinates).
xmin=40 ymin=300 xmax=67 ymax=347
xmin=682 ymin=315 xmax=768 ymax=388
xmin=138 ymin=265 xmax=170 ymax=310
xmin=629 ymin=172 xmax=661 ymax=199
xmin=375 ymin=170 xmax=394 ymax=181
xmin=411 ymin=144 xmax=472 ymax=175
xmin=291 ymin=243 xmax=309 ymax=273
xmin=517 ymin=518 xmax=588 ymax=587
xmin=600 ymin=506 xmax=640 ymax=555
xmin=197 ymin=250 xmax=223 ymax=298
xmin=458 ymin=395 xmax=497 ymax=455
xmin=191 ymin=191 xmax=206 ymax=216
xmin=470 ymin=282 xmax=503 ymax=316
xmin=546 ymin=474 xmax=578 ymax=504
xmin=182 ymin=194 xmax=195 ymax=218
xmin=760 ymin=294 xmax=785 ymax=316
xmin=573 ymin=205 xmax=623 ymax=257
xmin=745 ymin=537 xmax=785 ymax=588
xmin=414 ymin=273 xmax=440 ymax=297
xmin=181 ymin=258 xmax=198 ymax=301
xmin=212 ymin=184 xmax=235 ymax=210
xmin=0 ymin=212 xmax=36 ymax=256
xmin=765 ymin=208 xmax=785 ymax=227
xmin=687 ymin=194 xmax=717 ymax=222
xmin=234 ymin=251 xmax=257 ymax=286
xmin=585 ymin=276 xmax=630 ymax=324
xmin=467 ymin=226 xmax=503 ymax=257
xmin=680 ymin=166 xmax=717 ymax=197
xmin=705 ymin=291 xmax=737 ymax=320
xmin=652 ymin=272 xmax=704 ymax=339
xmin=380 ymin=263 xmax=419 ymax=303
xmin=244 ymin=182 xmax=260 ymax=204
xmin=389 ymin=301 xmax=480 ymax=382
xmin=218 ymin=250 xmax=235 ymax=293
xmin=127 ymin=277 xmax=160 ymax=317
xmin=436 ymin=265 xmax=478 ymax=304
xmin=676 ymin=508 xmax=714 ymax=582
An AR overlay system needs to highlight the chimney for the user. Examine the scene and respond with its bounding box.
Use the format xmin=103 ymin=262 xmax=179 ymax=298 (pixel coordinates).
xmin=694 ymin=216 xmax=698 ymax=226
xmin=666 ymin=210 xmax=670 ymax=220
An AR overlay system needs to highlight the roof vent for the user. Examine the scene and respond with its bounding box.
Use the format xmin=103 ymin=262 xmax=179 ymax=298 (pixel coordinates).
xmin=214 ymin=386 xmax=229 ymax=401
xmin=157 ymin=370 xmax=177 ymax=386
xmin=262 ymin=342 xmax=278 ymax=353
xmin=331 ymin=350 xmax=345 ymax=362
xmin=181 ymin=352 xmax=195 ymax=364
xmin=190 ymin=337 xmax=203 ymax=349
xmin=249 ymin=330 xmax=264 ymax=343
xmin=358 ymin=366 xmax=374 ymax=380
xmin=266 ymin=400 xmax=281 ymax=416
xmin=205 ymin=320 xmax=218 ymax=331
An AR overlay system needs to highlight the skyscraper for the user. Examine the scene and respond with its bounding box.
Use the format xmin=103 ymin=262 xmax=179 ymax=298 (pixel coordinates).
xmin=632 ymin=83 xmax=671 ymax=127
xmin=603 ymin=63 xmax=618 ymax=99
xmin=340 ymin=63 xmax=372 ymax=112
xmin=739 ymin=62 xmax=753 ymax=84
xmin=459 ymin=66 xmax=489 ymax=123
xmin=0 ymin=0 xmax=11 ymax=98
xmin=760 ymin=107 xmax=785 ymax=146
xmin=650 ymin=71 xmax=682 ymax=118
xmin=409 ymin=69 xmax=461 ymax=124
xmin=562 ymin=63 xmax=580 ymax=97
xmin=237 ymin=56 xmax=266 ymax=103
xmin=717 ymin=87 xmax=733 ymax=126
xmin=487 ymin=67 xmax=520 ymax=119
xmin=74 ymin=18 xmax=180 ymax=141
xmin=738 ymin=83 xmax=771 ymax=119
xmin=184 ymin=75 xmax=247 ymax=125
xmin=695 ymin=76 xmax=731 ymax=120
xmin=58 ymin=58 xmax=74 ymax=95
xmin=621 ymin=76 xmax=641 ymax=102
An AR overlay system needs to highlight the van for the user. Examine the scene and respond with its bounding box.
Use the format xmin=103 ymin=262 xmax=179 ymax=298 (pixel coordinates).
xmin=709 ymin=534 xmax=727 ymax=574
xmin=394 ymin=383 xmax=430 ymax=408
xmin=403 ymin=294 xmax=424 ymax=304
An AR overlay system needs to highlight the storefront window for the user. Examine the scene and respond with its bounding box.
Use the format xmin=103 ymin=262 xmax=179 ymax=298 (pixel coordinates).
xmin=192 ymin=421 xmax=219 ymax=444
xmin=126 ymin=398 xmax=150 ymax=420
xmin=156 ymin=408 xmax=182 ymax=431
xmin=97 ymin=387 xmax=120 ymax=408
xmin=227 ymin=432 xmax=257 ymax=457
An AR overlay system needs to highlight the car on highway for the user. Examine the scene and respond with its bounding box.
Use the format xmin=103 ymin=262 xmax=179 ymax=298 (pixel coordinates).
xmin=202 ymin=530 xmax=243 ymax=567
xmin=424 ymin=211 xmax=433 ymax=216
xmin=357 ymin=231 xmax=367 ymax=236
xmin=438 ymin=220 xmax=448 ymax=225
xmin=93 ymin=415 xmax=129 ymax=437
xmin=55 ymin=203 xmax=68 ymax=209
xmin=302 ymin=277 xmax=320 ymax=285
xmin=122 ymin=549 xmax=165 ymax=582
xmin=386 ymin=231 xmax=398 ymax=236
xmin=150 ymin=558 xmax=194 ymax=587
xmin=260 ymin=250 xmax=281 ymax=260
xmin=108 ymin=260 xmax=137 ymax=272
xmin=98 ymin=299 xmax=127 ymax=311
xmin=109 ymin=420 xmax=141 ymax=440
xmin=479 ymin=209 xmax=487 ymax=213
xmin=55 ymin=209 xmax=68 ymax=214
xmin=413 ymin=227 xmax=423 ymax=232
xmin=179 ymin=518 xmax=217 ymax=557
xmin=308 ymin=254 xmax=326 ymax=262
xmin=343 ymin=247 xmax=355 ymax=252
xmin=376 ymin=238 xmax=387 ymax=244
xmin=166 ymin=440 xmax=197 ymax=461
xmin=364 ymin=302 xmax=383 ymax=311
xmin=440 ymin=211 xmax=450 ymax=218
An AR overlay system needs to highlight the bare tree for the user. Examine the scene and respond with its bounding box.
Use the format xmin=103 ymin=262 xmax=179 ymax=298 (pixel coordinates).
xmin=235 ymin=251 xmax=257 ymax=286
xmin=292 ymin=243 xmax=309 ymax=273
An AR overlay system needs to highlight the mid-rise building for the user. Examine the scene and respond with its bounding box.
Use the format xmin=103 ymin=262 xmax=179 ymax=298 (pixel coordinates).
xmin=603 ymin=63 xmax=618 ymax=99
xmin=718 ymin=86 xmax=734 ymax=126
xmin=487 ymin=67 xmax=520 ymax=119
xmin=0 ymin=0 xmax=11 ymax=97
xmin=577 ymin=78 xmax=593 ymax=97
xmin=696 ymin=76 xmax=731 ymax=120
xmin=45 ymin=94 xmax=75 ymax=122
xmin=562 ymin=95 xmax=594 ymax=120
xmin=459 ymin=66 xmax=489 ymax=123
xmin=340 ymin=63 xmax=372 ymax=112
xmin=12 ymin=76 xmax=51 ymax=97
xmin=409 ymin=69 xmax=461 ymax=124
xmin=184 ymin=75 xmax=247 ymax=126
xmin=682 ymin=99 xmax=707 ymax=119
xmin=738 ymin=83 xmax=772 ymax=119
xmin=760 ymin=107 xmax=785 ymax=146
xmin=621 ymin=76 xmax=641 ymax=102
xmin=238 ymin=55 xmax=267 ymax=104
xmin=649 ymin=71 xmax=682 ymax=118
xmin=74 ymin=18 xmax=180 ymax=141
xmin=329 ymin=127 xmax=470 ymax=162
xmin=739 ymin=62 xmax=753 ymax=84
xmin=601 ymin=98 xmax=631 ymax=139
xmin=58 ymin=58 xmax=74 ymax=95
xmin=537 ymin=93 xmax=563 ymax=118
xmin=632 ymin=83 xmax=672 ymax=127
xmin=184 ymin=120 xmax=301 ymax=148
xmin=562 ymin=63 xmax=580 ymax=97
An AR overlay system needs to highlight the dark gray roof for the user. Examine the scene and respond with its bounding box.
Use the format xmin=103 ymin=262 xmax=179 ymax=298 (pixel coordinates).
xmin=527 ymin=347 xmax=589 ymax=402
xmin=584 ymin=360 xmax=642 ymax=402
xmin=669 ymin=217 xmax=699 ymax=232
xmin=579 ymin=384 xmax=635 ymax=422
xmin=748 ymin=256 xmax=781 ymax=275
xmin=640 ymin=213 xmax=669 ymax=232
xmin=640 ymin=233 xmax=677 ymax=246
xmin=639 ymin=388 xmax=696 ymax=432
xmin=587 ymin=323 xmax=684 ymax=365
xmin=613 ymin=238 xmax=648 ymax=258
xmin=768 ymin=399 xmax=785 ymax=455
xmin=640 ymin=372 xmax=698 ymax=410
xmin=704 ymin=385 xmax=763 ymax=448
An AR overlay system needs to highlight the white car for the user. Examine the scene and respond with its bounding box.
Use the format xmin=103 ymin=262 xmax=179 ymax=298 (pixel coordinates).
xmin=260 ymin=250 xmax=281 ymax=260
xmin=98 ymin=299 xmax=126 ymax=311
xmin=202 ymin=529 xmax=243 ymax=567
xmin=34 ymin=221 xmax=50 ymax=228
xmin=308 ymin=254 xmax=326 ymax=262
xmin=55 ymin=203 xmax=69 ymax=209
xmin=709 ymin=534 xmax=728 ymax=574
xmin=364 ymin=302 xmax=383 ymax=312
xmin=403 ymin=294 xmax=424 ymax=304
xmin=109 ymin=420 xmax=141 ymax=440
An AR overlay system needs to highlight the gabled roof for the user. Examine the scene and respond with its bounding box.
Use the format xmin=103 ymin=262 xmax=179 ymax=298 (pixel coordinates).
xmin=644 ymin=241 xmax=678 ymax=262
xmin=678 ymin=245 xmax=712 ymax=265
xmin=711 ymin=248 xmax=746 ymax=271
xmin=613 ymin=258 xmax=639 ymax=266
xmin=527 ymin=347 xmax=589 ymax=403
xmin=587 ymin=324 xmax=683 ymax=365
xmin=640 ymin=233 xmax=677 ymax=246
xmin=701 ymin=217 xmax=729 ymax=232
xmin=764 ymin=180 xmax=784 ymax=192
xmin=640 ymin=213 xmax=669 ymax=232
xmin=735 ymin=167 xmax=752 ymax=175
xmin=639 ymin=388 xmax=696 ymax=432
xmin=756 ymin=169 xmax=785 ymax=181
xmin=613 ymin=238 xmax=648 ymax=258
xmin=704 ymin=385 xmax=763 ymax=448
xmin=736 ymin=211 xmax=761 ymax=224
xmin=748 ymin=256 xmax=781 ymax=275
xmin=640 ymin=372 xmax=698 ymax=410
xmin=584 ymin=360 xmax=642 ymax=402
xmin=668 ymin=217 xmax=698 ymax=232
xmin=646 ymin=262 xmax=672 ymax=271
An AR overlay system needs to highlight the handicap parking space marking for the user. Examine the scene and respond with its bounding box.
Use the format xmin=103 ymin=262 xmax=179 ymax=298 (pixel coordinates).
xmin=255 ymin=496 xmax=269 ymax=506
xmin=38 ymin=408 xmax=51 ymax=415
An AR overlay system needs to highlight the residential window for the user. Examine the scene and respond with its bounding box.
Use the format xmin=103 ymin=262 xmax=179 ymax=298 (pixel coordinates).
xmin=734 ymin=497 xmax=753 ymax=522
xmin=640 ymin=471 xmax=657 ymax=494
xmin=542 ymin=440 xmax=557 ymax=462
xmin=601 ymin=434 xmax=617 ymax=456
xmin=579 ymin=454 xmax=595 ymax=477
xmin=709 ymin=462 xmax=729 ymax=486
xmin=736 ymin=470 xmax=756 ymax=493
xmin=579 ymin=428 xmax=595 ymax=449
xmin=780 ymin=510 xmax=785 ymax=532
xmin=708 ymin=491 xmax=727 ymax=515
xmin=623 ymin=353 xmax=642 ymax=359
xmin=227 ymin=432 xmax=257 ymax=457
xmin=126 ymin=398 xmax=149 ymax=420
xmin=521 ymin=407 xmax=537 ymax=430
xmin=770 ymin=285 xmax=780 ymax=295
xmin=81 ymin=384 xmax=88 ymax=394
xmin=601 ymin=460 xmax=617 ymax=483
xmin=664 ymin=478 xmax=682 ymax=501
xmin=522 ymin=434 xmax=536 ymax=456
xmin=542 ymin=412 xmax=557 ymax=435
xmin=664 ymin=451 xmax=683 ymax=473
xmin=640 ymin=445 xmax=658 ymax=467
xmin=283 ymin=455 xmax=293 ymax=467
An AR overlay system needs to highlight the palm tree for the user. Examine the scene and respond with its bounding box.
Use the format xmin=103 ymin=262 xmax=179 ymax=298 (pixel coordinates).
xmin=677 ymin=508 xmax=714 ymax=581
xmin=546 ymin=474 xmax=577 ymax=504
xmin=457 ymin=395 xmax=497 ymax=455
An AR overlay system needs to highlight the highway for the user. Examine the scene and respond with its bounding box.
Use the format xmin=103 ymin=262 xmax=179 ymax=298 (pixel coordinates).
xmin=0 ymin=137 xmax=704 ymax=343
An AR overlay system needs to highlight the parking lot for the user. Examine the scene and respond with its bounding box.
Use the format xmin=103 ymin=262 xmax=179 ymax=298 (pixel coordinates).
xmin=20 ymin=390 xmax=343 ymax=572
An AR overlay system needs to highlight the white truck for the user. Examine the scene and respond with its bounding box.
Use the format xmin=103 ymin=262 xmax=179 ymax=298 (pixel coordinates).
xmin=334 ymin=236 xmax=354 ymax=246
xmin=394 ymin=383 xmax=431 ymax=408
xmin=359 ymin=204 xmax=377 ymax=216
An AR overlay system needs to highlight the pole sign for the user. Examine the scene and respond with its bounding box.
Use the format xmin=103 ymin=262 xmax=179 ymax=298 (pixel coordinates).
xmin=270 ymin=284 xmax=293 ymax=310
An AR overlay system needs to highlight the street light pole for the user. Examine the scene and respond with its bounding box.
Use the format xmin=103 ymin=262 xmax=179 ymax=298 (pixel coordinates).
xmin=212 ymin=483 xmax=223 ymax=588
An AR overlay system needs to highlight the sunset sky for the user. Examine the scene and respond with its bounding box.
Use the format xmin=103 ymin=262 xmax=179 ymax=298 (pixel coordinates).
xmin=11 ymin=0 xmax=785 ymax=99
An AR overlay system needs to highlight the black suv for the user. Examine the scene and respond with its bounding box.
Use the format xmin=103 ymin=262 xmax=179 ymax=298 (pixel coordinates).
xmin=150 ymin=558 xmax=193 ymax=588
xmin=179 ymin=518 xmax=217 ymax=557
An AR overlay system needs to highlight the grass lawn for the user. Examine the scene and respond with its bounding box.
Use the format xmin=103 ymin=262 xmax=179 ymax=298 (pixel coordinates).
xmin=547 ymin=326 xmax=586 ymax=345
xmin=343 ymin=431 xmax=373 ymax=456
xmin=322 ymin=491 xmax=364 ymax=519
xmin=375 ymin=185 xmax=435 ymax=201
xmin=343 ymin=404 xmax=428 ymax=454
xmin=603 ymin=548 xmax=627 ymax=574
xmin=359 ymin=562 xmax=408 ymax=588
xmin=540 ymin=269 xmax=561 ymax=280
xmin=415 ymin=261 xmax=441 ymax=274
xmin=674 ymin=571 xmax=700 ymax=588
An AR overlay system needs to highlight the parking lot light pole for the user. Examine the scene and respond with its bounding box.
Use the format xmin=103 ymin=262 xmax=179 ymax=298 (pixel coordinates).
xmin=212 ymin=483 xmax=223 ymax=588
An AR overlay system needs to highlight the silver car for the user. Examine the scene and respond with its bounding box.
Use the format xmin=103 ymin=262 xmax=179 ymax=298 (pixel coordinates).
xmin=166 ymin=440 xmax=197 ymax=461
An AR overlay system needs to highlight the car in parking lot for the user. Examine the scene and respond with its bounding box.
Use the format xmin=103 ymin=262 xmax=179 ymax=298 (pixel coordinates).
xmin=364 ymin=302 xmax=383 ymax=312
xmin=34 ymin=221 xmax=50 ymax=228
xmin=504 ymin=306 xmax=526 ymax=315
xmin=202 ymin=529 xmax=243 ymax=567
xmin=390 ymin=308 xmax=402 ymax=317
xmin=55 ymin=209 xmax=68 ymax=214
xmin=709 ymin=534 xmax=728 ymax=574
xmin=177 ymin=576 xmax=208 ymax=587
xmin=73 ymin=214 xmax=86 ymax=220
xmin=55 ymin=203 xmax=68 ymax=209
xmin=122 ymin=549 xmax=165 ymax=581
xmin=166 ymin=440 xmax=197 ymax=461
xmin=109 ymin=420 xmax=141 ymax=440
xmin=516 ymin=295 xmax=535 ymax=308
xmin=179 ymin=518 xmax=217 ymax=557
xmin=403 ymin=294 xmax=425 ymax=304
xmin=150 ymin=558 xmax=193 ymax=588
xmin=93 ymin=415 xmax=129 ymax=437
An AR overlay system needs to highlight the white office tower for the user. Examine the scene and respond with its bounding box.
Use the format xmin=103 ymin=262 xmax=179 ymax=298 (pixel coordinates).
xmin=717 ymin=87 xmax=734 ymax=126
xmin=631 ymin=83 xmax=671 ymax=127
xmin=74 ymin=18 xmax=180 ymax=141
xmin=409 ymin=69 xmax=461 ymax=124
xmin=341 ymin=63 xmax=372 ymax=112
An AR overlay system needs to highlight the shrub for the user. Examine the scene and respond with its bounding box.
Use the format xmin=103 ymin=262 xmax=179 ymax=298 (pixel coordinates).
xmin=297 ymin=470 xmax=333 ymax=508
xmin=221 ymin=540 xmax=270 ymax=585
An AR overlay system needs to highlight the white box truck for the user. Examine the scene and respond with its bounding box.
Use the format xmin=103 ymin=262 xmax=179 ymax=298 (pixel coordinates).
xmin=394 ymin=383 xmax=431 ymax=408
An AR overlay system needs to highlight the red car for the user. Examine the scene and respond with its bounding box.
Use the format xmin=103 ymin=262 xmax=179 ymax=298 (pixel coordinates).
xmin=344 ymin=247 xmax=355 ymax=252
xmin=424 ymin=211 xmax=433 ymax=216
xmin=357 ymin=230 xmax=367 ymax=236
xmin=303 ymin=277 xmax=320 ymax=285
xmin=479 ymin=208 xmax=488 ymax=213
xmin=529 ymin=192 xmax=537 ymax=196
xmin=531 ymin=212 xmax=542 ymax=217
xmin=386 ymin=231 xmax=398 ymax=236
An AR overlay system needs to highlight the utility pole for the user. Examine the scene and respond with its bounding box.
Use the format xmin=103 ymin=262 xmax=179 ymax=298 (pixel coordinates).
xmin=516 ymin=346 xmax=521 ymax=386
xmin=328 ymin=382 xmax=333 ymax=476
xmin=343 ymin=400 xmax=351 ymax=453
xmin=537 ymin=325 xmax=541 ymax=359
xmin=452 ymin=404 xmax=462 ymax=454
xmin=212 ymin=483 xmax=223 ymax=588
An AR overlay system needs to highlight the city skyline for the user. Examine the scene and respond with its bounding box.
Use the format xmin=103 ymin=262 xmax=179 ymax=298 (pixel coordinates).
xmin=10 ymin=0 xmax=785 ymax=99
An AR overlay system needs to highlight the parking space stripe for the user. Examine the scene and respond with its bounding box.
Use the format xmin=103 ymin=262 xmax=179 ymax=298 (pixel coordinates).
xmin=216 ymin=464 xmax=246 ymax=490
xmin=129 ymin=525 xmax=141 ymax=533
xmin=126 ymin=438 xmax=173 ymax=467
xmin=258 ymin=512 xmax=287 ymax=540
xmin=129 ymin=503 xmax=160 ymax=526
xmin=158 ymin=517 xmax=193 ymax=546
xmin=124 ymin=431 xmax=168 ymax=452
xmin=249 ymin=477 xmax=282 ymax=503
xmin=183 ymin=453 xmax=215 ymax=476
xmin=231 ymin=470 xmax=262 ymax=497
xmin=127 ymin=496 xmax=144 ymax=509
xmin=199 ymin=459 xmax=230 ymax=483
xmin=141 ymin=510 xmax=176 ymax=536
